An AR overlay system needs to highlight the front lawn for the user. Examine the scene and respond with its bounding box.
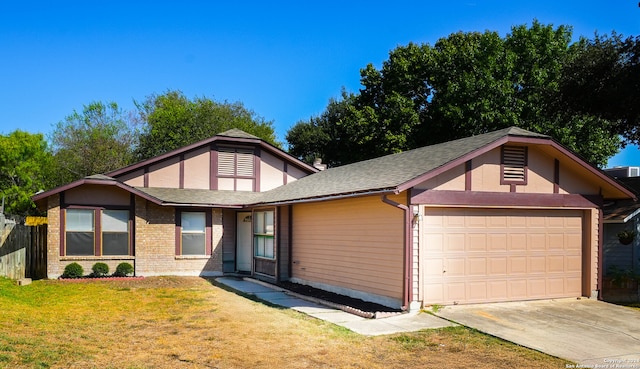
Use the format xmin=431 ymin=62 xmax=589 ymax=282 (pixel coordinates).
xmin=0 ymin=277 xmax=569 ymax=368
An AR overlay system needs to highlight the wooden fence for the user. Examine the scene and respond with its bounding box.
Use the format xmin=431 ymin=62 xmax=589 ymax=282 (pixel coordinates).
xmin=0 ymin=223 xmax=47 ymax=280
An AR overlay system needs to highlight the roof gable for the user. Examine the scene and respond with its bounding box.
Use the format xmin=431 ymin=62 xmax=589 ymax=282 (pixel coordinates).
xmin=107 ymin=129 xmax=316 ymax=178
xmin=260 ymin=127 xmax=634 ymax=204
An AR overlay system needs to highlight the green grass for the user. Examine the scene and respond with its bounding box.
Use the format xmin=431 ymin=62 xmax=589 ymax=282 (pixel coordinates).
xmin=0 ymin=277 xmax=570 ymax=369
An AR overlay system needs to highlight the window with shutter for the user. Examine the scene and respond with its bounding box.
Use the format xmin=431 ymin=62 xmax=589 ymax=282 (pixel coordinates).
xmin=217 ymin=147 xmax=254 ymax=177
xmin=216 ymin=146 xmax=256 ymax=191
xmin=501 ymin=146 xmax=527 ymax=184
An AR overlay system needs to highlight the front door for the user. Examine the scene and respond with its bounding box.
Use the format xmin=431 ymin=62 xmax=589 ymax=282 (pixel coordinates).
xmin=236 ymin=212 xmax=252 ymax=273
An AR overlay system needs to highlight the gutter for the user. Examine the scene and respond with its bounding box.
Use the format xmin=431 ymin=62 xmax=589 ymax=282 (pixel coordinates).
xmin=381 ymin=194 xmax=412 ymax=311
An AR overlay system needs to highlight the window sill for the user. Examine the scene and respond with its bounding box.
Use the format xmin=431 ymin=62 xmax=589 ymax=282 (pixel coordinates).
xmin=61 ymin=256 xmax=135 ymax=261
xmin=254 ymin=256 xmax=276 ymax=261
xmin=175 ymin=255 xmax=211 ymax=260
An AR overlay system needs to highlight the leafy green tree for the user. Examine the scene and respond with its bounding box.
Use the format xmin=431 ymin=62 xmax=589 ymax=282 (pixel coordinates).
xmin=560 ymin=33 xmax=640 ymax=143
xmin=134 ymin=90 xmax=279 ymax=161
xmin=288 ymin=21 xmax=626 ymax=167
xmin=49 ymin=101 xmax=136 ymax=185
xmin=0 ymin=131 xmax=53 ymax=215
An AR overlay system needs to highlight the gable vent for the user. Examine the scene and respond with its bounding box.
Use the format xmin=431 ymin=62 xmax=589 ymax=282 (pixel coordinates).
xmin=236 ymin=148 xmax=254 ymax=177
xmin=502 ymin=146 xmax=527 ymax=183
xmin=218 ymin=147 xmax=254 ymax=177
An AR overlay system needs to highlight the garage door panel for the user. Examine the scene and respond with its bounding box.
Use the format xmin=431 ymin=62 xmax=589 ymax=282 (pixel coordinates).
xmin=547 ymin=256 xmax=565 ymax=272
xmin=547 ymin=278 xmax=566 ymax=294
xmin=467 ymin=258 xmax=487 ymax=276
xmin=566 ymin=256 xmax=582 ymax=272
xmin=510 ymin=257 xmax=527 ymax=274
xmin=487 ymin=234 xmax=507 ymax=251
xmin=529 ymin=256 xmax=546 ymax=273
xmin=528 ymin=279 xmax=547 ymax=296
xmin=423 ymin=208 xmax=583 ymax=305
xmin=467 ymin=234 xmax=487 ymax=251
xmin=488 ymin=281 xmax=507 ymax=299
xmin=467 ymin=282 xmax=488 ymax=300
xmin=528 ymin=234 xmax=546 ymax=250
xmin=446 ymin=258 xmax=465 ymax=276
xmin=489 ymin=258 xmax=507 ymax=274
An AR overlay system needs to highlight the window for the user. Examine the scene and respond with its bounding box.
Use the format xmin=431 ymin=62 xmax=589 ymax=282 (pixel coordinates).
xmin=501 ymin=146 xmax=528 ymax=184
xmin=254 ymin=210 xmax=274 ymax=259
xmin=102 ymin=210 xmax=130 ymax=255
xmin=66 ymin=209 xmax=95 ymax=256
xmin=180 ymin=212 xmax=206 ymax=255
xmin=64 ymin=208 xmax=131 ymax=256
xmin=218 ymin=147 xmax=254 ymax=177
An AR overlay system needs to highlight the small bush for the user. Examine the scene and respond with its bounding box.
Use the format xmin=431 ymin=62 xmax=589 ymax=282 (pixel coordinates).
xmin=62 ymin=262 xmax=84 ymax=278
xmin=113 ymin=262 xmax=134 ymax=277
xmin=91 ymin=262 xmax=109 ymax=277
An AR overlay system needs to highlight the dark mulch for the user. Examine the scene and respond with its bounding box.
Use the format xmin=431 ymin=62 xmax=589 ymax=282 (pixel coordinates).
xmin=277 ymin=281 xmax=402 ymax=314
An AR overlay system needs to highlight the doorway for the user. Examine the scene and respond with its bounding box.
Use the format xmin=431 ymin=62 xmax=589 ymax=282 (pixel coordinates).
xmin=236 ymin=212 xmax=252 ymax=273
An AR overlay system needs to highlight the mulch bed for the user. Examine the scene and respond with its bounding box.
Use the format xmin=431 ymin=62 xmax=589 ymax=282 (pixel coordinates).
xmin=58 ymin=276 xmax=145 ymax=282
xmin=277 ymin=281 xmax=402 ymax=315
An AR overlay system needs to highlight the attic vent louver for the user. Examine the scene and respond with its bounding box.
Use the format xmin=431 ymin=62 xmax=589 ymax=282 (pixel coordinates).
xmin=501 ymin=146 xmax=527 ymax=184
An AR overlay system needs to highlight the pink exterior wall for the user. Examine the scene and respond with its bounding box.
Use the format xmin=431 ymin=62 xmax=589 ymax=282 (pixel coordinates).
xmin=291 ymin=194 xmax=406 ymax=308
xmin=414 ymin=146 xmax=601 ymax=196
xmin=183 ymin=147 xmax=210 ymax=189
xmin=260 ymin=151 xmax=286 ymax=191
xmin=148 ymin=157 xmax=180 ymax=188
xmin=120 ymin=169 xmax=145 ymax=187
xmin=286 ymin=165 xmax=307 ymax=184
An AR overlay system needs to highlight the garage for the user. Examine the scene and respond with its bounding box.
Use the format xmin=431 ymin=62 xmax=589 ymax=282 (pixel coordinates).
xmin=422 ymin=208 xmax=584 ymax=305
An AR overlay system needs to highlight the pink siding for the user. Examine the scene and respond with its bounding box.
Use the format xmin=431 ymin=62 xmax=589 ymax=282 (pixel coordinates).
xmin=183 ymin=148 xmax=210 ymax=189
xmin=286 ymin=165 xmax=307 ymax=184
xmin=414 ymin=146 xmax=600 ymax=195
xmin=120 ymin=169 xmax=145 ymax=187
xmin=148 ymin=157 xmax=180 ymax=188
xmin=65 ymin=185 xmax=130 ymax=206
xmin=260 ymin=151 xmax=286 ymax=191
xmin=291 ymin=194 xmax=405 ymax=307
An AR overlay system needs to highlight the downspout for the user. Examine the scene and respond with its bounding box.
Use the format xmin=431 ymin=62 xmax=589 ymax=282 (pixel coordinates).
xmin=381 ymin=194 xmax=412 ymax=311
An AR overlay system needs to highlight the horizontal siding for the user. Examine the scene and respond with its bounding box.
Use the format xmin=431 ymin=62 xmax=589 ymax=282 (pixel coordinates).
xmin=292 ymin=194 xmax=405 ymax=300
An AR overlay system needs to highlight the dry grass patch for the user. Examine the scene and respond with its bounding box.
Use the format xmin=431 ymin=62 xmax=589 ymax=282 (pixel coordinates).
xmin=0 ymin=277 xmax=569 ymax=368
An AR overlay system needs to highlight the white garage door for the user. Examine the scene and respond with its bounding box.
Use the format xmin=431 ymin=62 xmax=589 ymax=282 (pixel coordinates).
xmin=423 ymin=208 xmax=583 ymax=305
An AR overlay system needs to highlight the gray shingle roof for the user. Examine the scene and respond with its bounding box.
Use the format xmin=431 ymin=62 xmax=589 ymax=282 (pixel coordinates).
xmin=259 ymin=127 xmax=549 ymax=204
xmin=217 ymin=128 xmax=261 ymax=140
xmin=135 ymin=187 xmax=264 ymax=207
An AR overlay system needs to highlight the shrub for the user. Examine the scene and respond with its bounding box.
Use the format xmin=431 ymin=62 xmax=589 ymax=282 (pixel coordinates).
xmin=91 ymin=262 xmax=109 ymax=277
xmin=113 ymin=262 xmax=134 ymax=277
xmin=62 ymin=262 xmax=84 ymax=278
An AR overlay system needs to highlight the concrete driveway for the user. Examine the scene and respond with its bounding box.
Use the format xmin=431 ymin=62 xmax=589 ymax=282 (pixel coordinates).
xmin=434 ymin=298 xmax=640 ymax=366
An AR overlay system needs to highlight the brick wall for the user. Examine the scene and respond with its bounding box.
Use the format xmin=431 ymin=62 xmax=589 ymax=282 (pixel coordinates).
xmin=134 ymin=198 xmax=223 ymax=276
xmin=46 ymin=194 xmax=224 ymax=278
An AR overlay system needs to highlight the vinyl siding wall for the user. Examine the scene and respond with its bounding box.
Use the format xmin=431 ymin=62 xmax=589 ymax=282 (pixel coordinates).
xmin=291 ymin=194 xmax=405 ymax=307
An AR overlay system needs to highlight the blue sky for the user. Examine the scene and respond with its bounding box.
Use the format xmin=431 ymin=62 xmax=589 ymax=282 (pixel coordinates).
xmin=1 ymin=1 xmax=639 ymax=167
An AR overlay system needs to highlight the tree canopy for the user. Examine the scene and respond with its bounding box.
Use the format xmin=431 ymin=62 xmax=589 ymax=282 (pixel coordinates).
xmin=0 ymin=131 xmax=52 ymax=216
xmin=49 ymin=101 xmax=137 ymax=186
xmin=287 ymin=21 xmax=638 ymax=168
xmin=133 ymin=90 xmax=279 ymax=161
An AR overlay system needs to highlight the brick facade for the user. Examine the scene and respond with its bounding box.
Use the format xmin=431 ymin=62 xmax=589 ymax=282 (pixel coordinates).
xmin=46 ymin=194 xmax=225 ymax=279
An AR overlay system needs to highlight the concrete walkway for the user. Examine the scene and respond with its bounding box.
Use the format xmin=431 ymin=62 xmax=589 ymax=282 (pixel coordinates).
xmin=215 ymin=277 xmax=455 ymax=336
xmin=434 ymin=298 xmax=640 ymax=366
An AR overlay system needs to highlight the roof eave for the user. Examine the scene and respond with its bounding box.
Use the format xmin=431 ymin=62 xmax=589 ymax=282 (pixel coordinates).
xmin=395 ymin=135 xmax=636 ymax=201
